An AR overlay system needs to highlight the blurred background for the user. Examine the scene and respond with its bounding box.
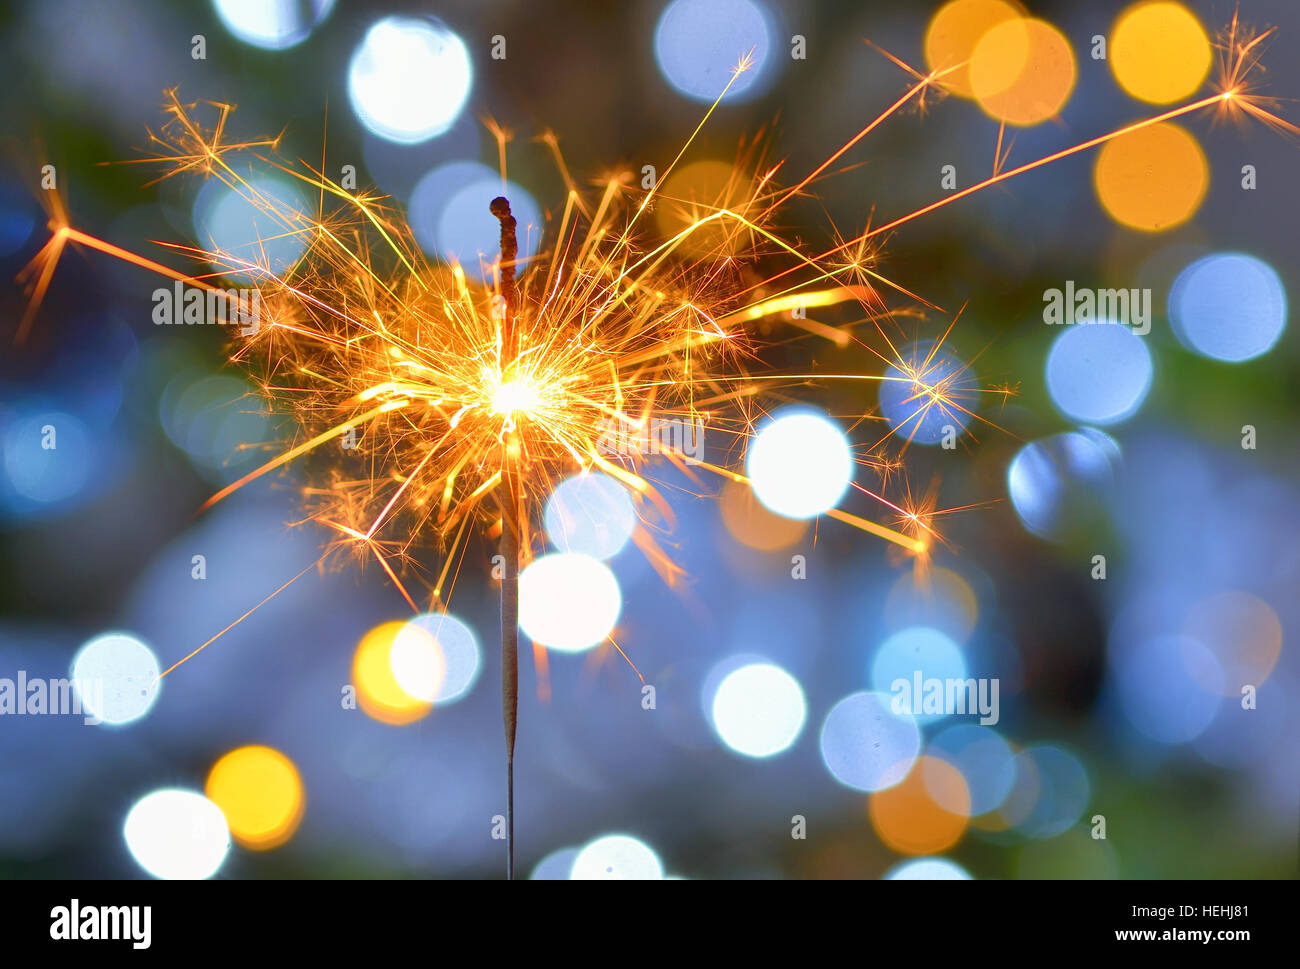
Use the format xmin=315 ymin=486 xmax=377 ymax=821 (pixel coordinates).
xmin=0 ymin=0 xmax=1297 ymax=879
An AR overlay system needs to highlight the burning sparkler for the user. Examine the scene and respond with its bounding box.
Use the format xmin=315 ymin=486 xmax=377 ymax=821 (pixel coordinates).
xmin=14 ymin=10 xmax=1297 ymax=878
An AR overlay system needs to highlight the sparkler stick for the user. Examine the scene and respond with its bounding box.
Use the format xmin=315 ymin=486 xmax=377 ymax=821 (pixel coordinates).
xmin=491 ymin=196 xmax=521 ymax=880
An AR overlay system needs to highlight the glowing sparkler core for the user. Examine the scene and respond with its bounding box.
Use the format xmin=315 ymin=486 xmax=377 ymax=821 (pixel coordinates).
xmin=489 ymin=376 xmax=544 ymax=418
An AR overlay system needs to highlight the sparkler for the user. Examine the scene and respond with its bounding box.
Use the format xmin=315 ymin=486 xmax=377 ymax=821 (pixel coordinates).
xmin=491 ymin=194 xmax=521 ymax=880
xmin=14 ymin=15 xmax=1296 ymax=878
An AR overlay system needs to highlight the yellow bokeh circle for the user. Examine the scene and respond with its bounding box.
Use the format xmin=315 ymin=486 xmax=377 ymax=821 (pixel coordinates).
xmin=868 ymin=755 xmax=970 ymax=855
xmin=1093 ymin=121 xmax=1208 ymax=231
xmin=353 ymin=620 xmax=433 ymax=725
xmin=884 ymin=566 xmax=978 ymax=643
xmin=970 ymin=18 xmax=1077 ymax=126
xmin=1184 ymin=590 xmax=1283 ymax=695
xmin=205 ymin=745 xmax=305 ymax=851
xmin=720 ymin=478 xmax=808 ymax=551
xmin=924 ymin=0 xmax=1024 ymax=99
xmin=1111 ymin=2 xmax=1212 ymax=104
xmin=653 ymin=159 xmax=750 ymax=256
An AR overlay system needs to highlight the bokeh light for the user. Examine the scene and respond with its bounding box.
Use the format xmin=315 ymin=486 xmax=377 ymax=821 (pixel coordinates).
xmin=1001 ymin=745 xmax=1090 ymax=838
xmin=570 ymin=833 xmax=664 ymax=879
xmin=1093 ymin=122 xmax=1207 ymax=232
xmin=391 ymin=612 xmax=481 ymax=704
xmin=1007 ymin=429 xmax=1120 ymax=538
xmin=1169 ymin=252 xmax=1287 ymax=362
xmin=820 ymin=691 xmax=921 ymax=792
xmin=883 ymin=568 xmax=978 ymax=644
xmin=1114 ymin=634 xmax=1222 ymax=744
xmin=708 ymin=661 xmax=806 ymax=758
xmin=544 ymin=473 xmax=637 ymax=559
xmin=361 ymin=116 xmax=481 ymax=202
xmin=969 ymin=17 xmax=1076 ymax=126
xmin=123 ymin=789 xmax=230 ymax=879
xmin=927 ymin=723 xmax=1016 ymax=816
xmin=383 ymin=625 xmax=444 ymax=712
xmin=924 ymin=0 xmax=1023 ymax=99
xmin=519 ymin=553 xmax=622 ymax=653
xmin=868 ymin=755 xmax=970 ymax=854
xmin=2 ymin=410 xmax=92 ymax=506
xmin=70 ymin=632 xmax=160 ymax=726
xmin=205 ymin=745 xmax=305 ymax=850
xmin=1110 ymin=2 xmax=1211 ymax=104
xmin=653 ymin=159 xmax=751 ymax=255
xmin=212 ymin=0 xmax=336 ymax=51
xmin=1045 ymin=324 xmax=1152 ymax=425
xmin=192 ymin=174 xmax=309 ymax=278
xmin=407 ymin=159 xmax=496 ymax=255
xmin=348 ymin=16 xmax=472 ymax=144
xmin=159 ymin=374 xmax=268 ymax=476
xmin=870 ymin=626 xmax=967 ymax=725
xmin=885 ymin=856 xmax=973 ymax=879
xmin=719 ymin=478 xmax=808 ymax=551
xmin=531 ymin=846 xmax=580 ymax=880
xmin=879 ymin=340 xmax=977 ymax=445
xmin=653 ymin=0 xmax=774 ymax=103
xmin=352 ymin=621 xmax=432 ymax=725
xmin=746 ymin=411 xmax=852 ymax=520
xmin=1182 ymin=590 xmax=1282 ymax=695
